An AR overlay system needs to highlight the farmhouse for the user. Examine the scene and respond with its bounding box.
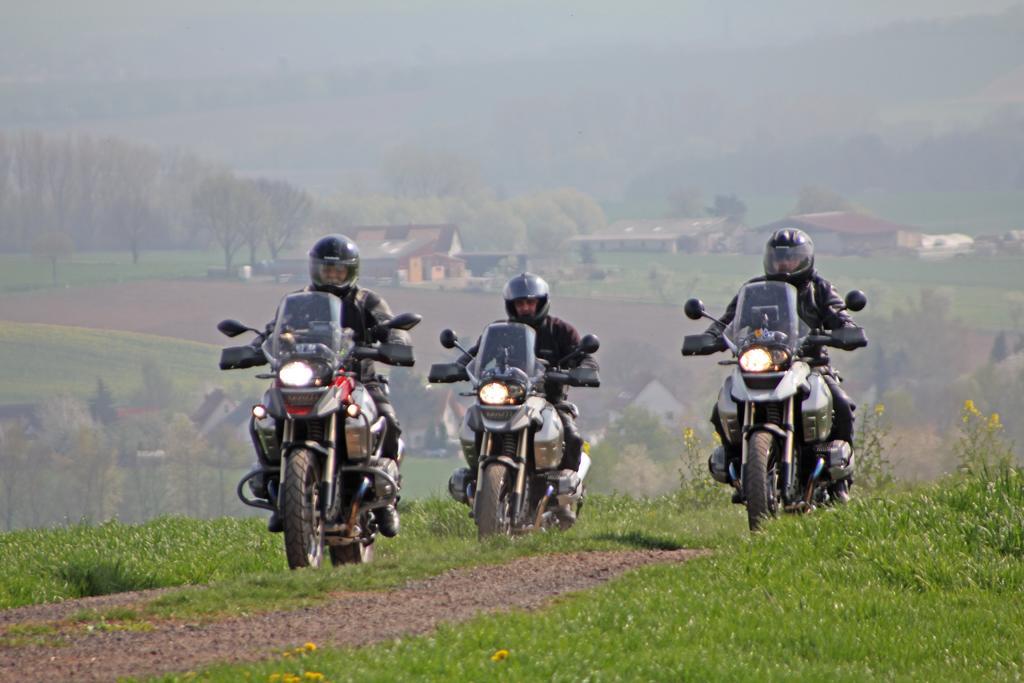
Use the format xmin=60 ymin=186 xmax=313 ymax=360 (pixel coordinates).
xmin=749 ymin=211 xmax=923 ymax=255
xmin=609 ymin=375 xmax=686 ymax=427
xmin=267 ymin=224 xmax=468 ymax=284
xmin=568 ymin=217 xmax=745 ymax=255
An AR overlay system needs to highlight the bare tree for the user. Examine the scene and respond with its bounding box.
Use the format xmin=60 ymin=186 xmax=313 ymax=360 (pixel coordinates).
xmin=104 ymin=140 xmax=161 ymax=263
xmin=382 ymin=144 xmax=484 ymax=198
xmin=236 ymin=178 xmax=272 ymax=267
xmin=192 ymin=174 xmax=251 ymax=272
xmin=256 ymin=178 xmax=312 ymax=260
xmin=0 ymin=133 xmax=13 ymax=248
xmin=31 ymin=230 xmax=74 ymax=284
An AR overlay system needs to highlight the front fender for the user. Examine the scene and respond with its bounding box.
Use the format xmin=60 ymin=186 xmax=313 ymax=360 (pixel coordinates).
xmin=480 ymin=455 xmax=522 ymax=470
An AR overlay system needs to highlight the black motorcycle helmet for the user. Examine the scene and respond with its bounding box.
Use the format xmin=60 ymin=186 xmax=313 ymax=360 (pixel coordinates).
xmin=503 ymin=272 xmax=550 ymax=325
xmin=309 ymin=234 xmax=360 ymax=296
xmin=763 ymin=228 xmax=815 ymax=285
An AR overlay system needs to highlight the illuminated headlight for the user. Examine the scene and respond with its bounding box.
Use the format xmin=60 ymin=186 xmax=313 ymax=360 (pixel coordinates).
xmin=739 ymin=347 xmax=790 ymax=373
xmin=478 ymin=382 xmax=511 ymax=405
xmin=739 ymin=347 xmax=774 ymax=372
xmin=279 ymin=361 xmax=315 ymax=386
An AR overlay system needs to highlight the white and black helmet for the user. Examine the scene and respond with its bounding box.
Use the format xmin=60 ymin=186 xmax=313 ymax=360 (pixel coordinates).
xmin=309 ymin=234 xmax=359 ymax=296
xmin=503 ymin=272 xmax=550 ymax=324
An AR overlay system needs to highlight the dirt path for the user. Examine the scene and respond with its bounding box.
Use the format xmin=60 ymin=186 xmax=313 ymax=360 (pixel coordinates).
xmin=0 ymin=549 xmax=704 ymax=682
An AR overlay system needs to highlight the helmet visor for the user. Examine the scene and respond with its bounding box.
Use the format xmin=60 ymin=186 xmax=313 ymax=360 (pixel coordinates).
xmin=310 ymin=256 xmax=358 ymax=289
xmin=764 ymin=243 xmax=813 ymax=277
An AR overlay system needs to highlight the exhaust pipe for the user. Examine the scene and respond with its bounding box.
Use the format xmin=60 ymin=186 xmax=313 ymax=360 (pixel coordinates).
xmin=534 ymin=484 xmax=556 ymax=529
xmin=803 ymin=457 xmax=826 ymax=504
xmin=346 ymin=476 xmax=372 ymax=538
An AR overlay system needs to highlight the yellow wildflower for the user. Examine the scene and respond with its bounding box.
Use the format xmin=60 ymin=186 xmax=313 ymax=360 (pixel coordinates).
xmin=683 ymin=427 xmax=695 ymax=442
xmin=491 ymin=649 xmax=510 ymax=662
xmin=304 ymin=673 xmax=325 ymax=681
xmin=988 ymin=413 xmax=1002 ymax=429
xmin=964 ymin=399 xmax=980 ymax=416
xmin=874 ymin=403 xmax=885 ymax=416
xmin=282 ymin=651 xmax=292 ymax=658
xmin=303 ymin=642 xmax=317 ymax=652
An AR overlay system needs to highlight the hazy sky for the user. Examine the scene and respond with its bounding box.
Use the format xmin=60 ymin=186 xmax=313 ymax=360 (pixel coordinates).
xmin=3 ymin=1 xmax=1021 ymax=78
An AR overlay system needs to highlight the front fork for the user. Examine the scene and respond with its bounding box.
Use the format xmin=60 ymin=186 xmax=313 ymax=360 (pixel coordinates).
xmin=277 ymin=415 xmax=340 ymax=521
xmin=472 ymin=431 xmax=528 ymax=524
xmin=740 ymin=397 xmax=798 ymax=504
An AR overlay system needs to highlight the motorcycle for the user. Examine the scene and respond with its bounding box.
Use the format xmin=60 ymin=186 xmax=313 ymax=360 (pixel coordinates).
xmin=428 ymin=321 xmax=600 ymax=538
xmin=681 ymin=280 xmax=867 ymax=531
xmin=217 ymin=290 xmax=420 ymax=568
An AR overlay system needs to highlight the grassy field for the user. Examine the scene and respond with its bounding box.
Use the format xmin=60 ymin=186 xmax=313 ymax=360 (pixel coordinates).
xmin=0 ymin=249 xmax=227 ymax=294
xmin=139 ymin=469 xmax=1022 ymax=682
xmin=0 ymin=493 xmax=743 ymax=613
xmin=0 ymin=321 xmax=246 ymax=404
xmin=1 ymin=471 xmax=1021 ymax=679
xmin=606 ymin=190 xmax=1024 ymax=235
xmin=399 ymin=456 xmax=464 ymax=500
xmin=557 ymin=251 xmax=1024 ymax=329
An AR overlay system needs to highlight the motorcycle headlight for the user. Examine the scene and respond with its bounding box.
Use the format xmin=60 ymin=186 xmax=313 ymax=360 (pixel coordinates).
xmin=739 ymin=346 xmax=790 ymax=373
xmin=279 ymin=361 xmax=315 ymax=387
xmin=479 ymin=382 xmax=511 ymax=405
xmin=739 ymin=347 xmax=773 ymax=372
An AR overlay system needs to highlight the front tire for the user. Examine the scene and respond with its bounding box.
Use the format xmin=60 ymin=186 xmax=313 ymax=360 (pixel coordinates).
xmin=743 ymin=431 xmax=779 ymax=532
xmin=282 ymin=449 xmax=324 ymax=569
xmin=475 ymin=463 xmax=512 ymax=538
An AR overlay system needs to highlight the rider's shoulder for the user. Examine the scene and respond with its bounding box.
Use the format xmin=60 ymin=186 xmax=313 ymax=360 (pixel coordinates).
xmin=353 ymin=286 xmax=383 ymax=307
xmin=547 ymin=315 xmax=580 ymax=335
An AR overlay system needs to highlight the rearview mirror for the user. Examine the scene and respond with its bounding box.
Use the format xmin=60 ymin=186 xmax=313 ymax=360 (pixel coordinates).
xmin=217 ymin=319 xmax=252 ymax=337
xmin=845 ymin=290 xmax=867 ymax=312
xmin=440 ymin=328 xmax=458 ymax=349
xmin=683 ymin=299 xmax=705 ymax=320
xmin=579 ymin=334 xmax=600 ymax=354
xmin=387 ymin=312 xmax=422 ymax=331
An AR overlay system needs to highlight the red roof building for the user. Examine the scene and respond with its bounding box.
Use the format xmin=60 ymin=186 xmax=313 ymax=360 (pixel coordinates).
xmin=750 ymin=211 xmax=923 ymax=255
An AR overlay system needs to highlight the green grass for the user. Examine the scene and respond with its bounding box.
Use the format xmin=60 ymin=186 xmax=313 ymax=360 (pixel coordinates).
xmin=0 ymin=321 xmax=258 ymax=404
xmin=0 ymin=494 xmax=742 ymax=614
xmin=399 ymin=455 xmax=464 ymax=500
xmin=561 ymin=251 xmax=1024 ymax=329
xmin=0 ymin=516 xmax=285 ymax=608
xmin=144 ymin=470 xmax=1024 ymax=682
xmin=0 ymin=249 xmax=225 ymax=293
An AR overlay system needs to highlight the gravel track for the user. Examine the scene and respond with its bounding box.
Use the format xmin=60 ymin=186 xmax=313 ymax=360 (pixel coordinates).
xmin=0 ymin=549 xmax=704 ymax=682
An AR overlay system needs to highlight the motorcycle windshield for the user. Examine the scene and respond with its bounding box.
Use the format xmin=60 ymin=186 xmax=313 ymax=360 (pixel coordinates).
xmin=472 ymin=322 xmax=537 ymax=377
xmin=727 ymin=280 xmax=807 ymax=350
xmin=268 ymin=292 xmax=347 ymax=363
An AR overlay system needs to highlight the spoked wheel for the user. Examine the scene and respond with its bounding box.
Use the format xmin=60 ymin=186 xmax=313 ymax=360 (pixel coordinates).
xmin=475 ymin=463 xmax=512 ymax=538
xmin=282 ymin=449 xmax=325 ymax=569
xmin=743 ymin=431 xmax=780 ymax=532
xmin=329 ymin=537 xmax=376 ymax=565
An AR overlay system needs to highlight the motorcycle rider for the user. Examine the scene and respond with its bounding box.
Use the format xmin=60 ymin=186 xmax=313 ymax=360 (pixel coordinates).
xmin=455 ymin=273 xmax=599 ymax=520
xmin=705 ymin=228 xmax=861 ymax=502
xmin=251 ymin=234 xmax=411 ymax=536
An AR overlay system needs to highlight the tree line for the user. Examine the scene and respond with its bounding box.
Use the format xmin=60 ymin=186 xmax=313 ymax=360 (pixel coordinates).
xmin=0 ymin=131 xmax=613 ymax=274
xmin=0 ymin=131 xmax=314 ymax=273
